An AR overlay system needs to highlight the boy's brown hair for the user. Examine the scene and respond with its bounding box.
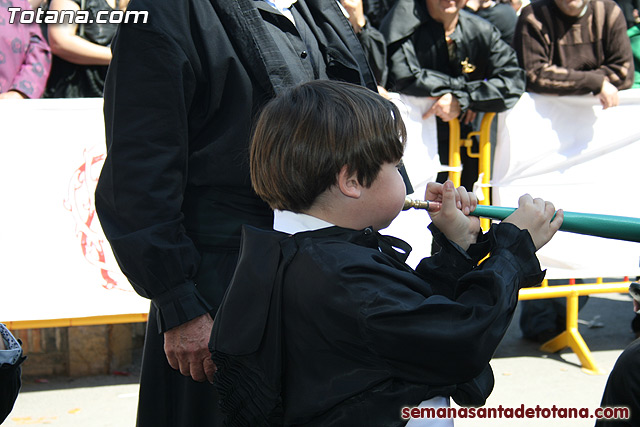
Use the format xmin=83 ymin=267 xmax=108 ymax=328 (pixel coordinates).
xmin=250 ymin=80 xmax=406 ymax=212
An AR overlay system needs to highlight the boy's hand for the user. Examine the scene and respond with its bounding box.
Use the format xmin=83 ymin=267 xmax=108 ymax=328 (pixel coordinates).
xmin=503 ymin=194 xmax=563 ymax=250
xmin=426 ymin=180 xmax=480 ymax=251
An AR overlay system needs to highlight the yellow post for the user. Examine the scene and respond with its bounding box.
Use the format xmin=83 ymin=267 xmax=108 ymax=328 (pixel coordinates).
xmin=478 ymin=112 xmax=495 ymax=205
xmin=519 ymin=281 xmax=630 ymax=374
xmin=447 ymin=113 xmax=496 ymax=230
xmin=448 ymin=118 xmax=461 ymax=187
xmin=1 ymin=313 xmax=149 ymax=330
xmin=539 ymin=291 xmax=603 ymax=375
xmin=447 ymin=114 xmax=495 ymax=195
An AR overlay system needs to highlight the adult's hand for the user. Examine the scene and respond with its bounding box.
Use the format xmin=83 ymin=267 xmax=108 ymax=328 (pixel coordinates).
xmin=377 ymin=85 xmax=391 ymax=99
xmin=341 ymin=0 xmax=366 ymax=33
xmin=460 ymin=109 xmax=477 ymax=125
xmin=598 ymin=79 xmax=619 ymax=110
xmin=164 ymin=313 xmax=216 ymax=383
xmin=422 ymin=93 xmax=461 ymax=122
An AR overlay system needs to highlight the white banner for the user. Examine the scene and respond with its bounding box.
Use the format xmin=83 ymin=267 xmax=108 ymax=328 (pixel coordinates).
xmin=2 ymin=91 xmax=639 ymax=323
xmin=384 ymin=94 xmax=440 ymax=268
xmin=388 ymin=90 xmax=640 ymax=279
xmin=0 ymin=98 xmax=149 ymax=323
xmin=493 ymin=90 xmax=640 ymax=279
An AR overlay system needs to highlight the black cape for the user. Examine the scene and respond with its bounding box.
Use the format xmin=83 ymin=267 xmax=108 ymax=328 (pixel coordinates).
xmin=211 ymin=222 xmax=545 ymax=426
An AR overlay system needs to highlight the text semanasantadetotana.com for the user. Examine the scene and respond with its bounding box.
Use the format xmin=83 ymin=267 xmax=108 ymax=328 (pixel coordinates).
xmin=401 ymin=404 xmax=630 ymax=421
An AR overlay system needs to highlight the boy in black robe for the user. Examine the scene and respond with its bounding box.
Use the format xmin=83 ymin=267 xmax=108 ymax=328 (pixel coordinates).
xmin=210 ymin=80 xmax=563 ymax=426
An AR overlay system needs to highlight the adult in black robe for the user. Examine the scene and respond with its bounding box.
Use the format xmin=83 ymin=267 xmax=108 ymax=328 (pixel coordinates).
xmin=94 ymin=0 xmax=379 ymax=425
xmin=379 ymin=0 xmax=525 ymax=190
xmin=211 ymin=222 xmax=545 ymax=425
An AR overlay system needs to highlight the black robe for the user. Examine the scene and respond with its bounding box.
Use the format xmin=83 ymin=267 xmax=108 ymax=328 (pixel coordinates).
xmin=211 ymin=222 xmax=545 ymax=426
xmin=94 ymin=0 xmax=378 ymax=425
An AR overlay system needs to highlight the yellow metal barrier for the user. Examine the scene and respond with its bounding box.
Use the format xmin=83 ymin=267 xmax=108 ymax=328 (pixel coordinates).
xmin=519 ymin=280 xmax=630 ymax=375
xmin=448 ymin=118 xmax=462 ymax=187
xmin=448 ymin=113 xmax=496 ymax=231
xmin=1 ymin=313 xmax=149 ymax=330
xmin=447 ymin=115 xmax=631 ymax=374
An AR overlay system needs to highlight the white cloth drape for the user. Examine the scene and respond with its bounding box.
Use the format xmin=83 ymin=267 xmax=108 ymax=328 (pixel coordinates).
xmin=385 ymin=90 xmax=640 ymax=279
xmin=0 ymin=98 xmax=149 ymax=322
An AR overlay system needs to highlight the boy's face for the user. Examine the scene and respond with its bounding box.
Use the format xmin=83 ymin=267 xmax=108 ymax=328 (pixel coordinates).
xmin=361 ymin=162 xmax=407 ymax=231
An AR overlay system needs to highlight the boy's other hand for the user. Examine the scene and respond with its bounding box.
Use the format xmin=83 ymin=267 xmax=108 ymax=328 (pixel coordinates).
xmin=426 ymin=180 xmax=480 ymax=250
xmin=503 ymin=194 xmax=563 ymax=250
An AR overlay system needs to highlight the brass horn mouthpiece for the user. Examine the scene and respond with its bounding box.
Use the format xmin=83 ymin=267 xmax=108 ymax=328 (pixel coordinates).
xmin=403 ymin=197 xmax=441 ymax=212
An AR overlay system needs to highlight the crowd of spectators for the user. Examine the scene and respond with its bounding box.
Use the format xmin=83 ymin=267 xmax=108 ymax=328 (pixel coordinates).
xmin=1 ymin=0 xmax=638 ymax=101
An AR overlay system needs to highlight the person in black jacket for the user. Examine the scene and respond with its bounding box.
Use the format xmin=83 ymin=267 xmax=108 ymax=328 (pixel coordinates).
xmin=0 ymin=324 xmax=24 ymax=424
xmin=211 ymin=80 xmax=563 ymax=425
xmin=380 ymin=0 xmax=525 ymax=191
xmin=94 ymin=0 xmax=385 ymax=425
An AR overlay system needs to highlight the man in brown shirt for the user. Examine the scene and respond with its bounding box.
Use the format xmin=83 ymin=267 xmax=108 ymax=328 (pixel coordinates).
xmin=513 ymin=0 xmax=634 ymax=109
xmin=513 ymin=0 xmax=633 ymax=343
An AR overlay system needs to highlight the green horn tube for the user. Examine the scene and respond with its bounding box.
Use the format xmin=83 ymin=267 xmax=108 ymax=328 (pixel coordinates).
xmin=471 ymin=205 xmax=640 ymax=243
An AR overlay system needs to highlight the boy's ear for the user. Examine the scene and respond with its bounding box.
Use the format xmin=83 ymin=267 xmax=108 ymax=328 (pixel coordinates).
xmin=337 ymin=165 xmax=362 ymax=199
